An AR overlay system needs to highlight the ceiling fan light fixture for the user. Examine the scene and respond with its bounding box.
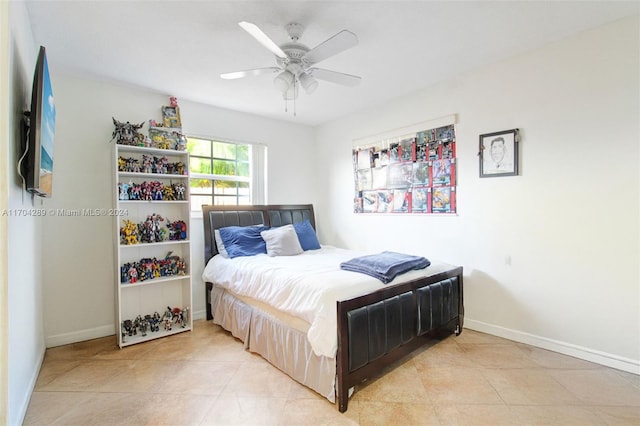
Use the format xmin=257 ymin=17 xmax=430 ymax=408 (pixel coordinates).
xmin=274 ymin=70 xmax=294 ymax=92
xmin=282 ymin=85 xmax=298 ymax=101
xmin=299 ymin=71 xmax=318 ymax=94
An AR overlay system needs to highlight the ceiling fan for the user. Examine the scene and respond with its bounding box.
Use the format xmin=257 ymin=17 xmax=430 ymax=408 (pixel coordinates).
xmin=221 ymin=21 xmax=362 ymax=102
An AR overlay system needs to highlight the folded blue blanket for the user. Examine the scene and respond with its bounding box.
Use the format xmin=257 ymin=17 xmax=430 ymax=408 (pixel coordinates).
xmin=340 ymin=251 xmax=431 ymax=284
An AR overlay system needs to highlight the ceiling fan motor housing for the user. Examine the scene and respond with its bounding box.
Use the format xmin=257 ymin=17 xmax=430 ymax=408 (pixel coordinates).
xmin=277 ymin=43 xmax=310 ymax=69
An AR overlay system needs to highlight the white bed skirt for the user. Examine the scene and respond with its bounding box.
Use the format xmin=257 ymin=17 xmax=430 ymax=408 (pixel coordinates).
xmin=210 ymin=284 xmax=337 ymax=402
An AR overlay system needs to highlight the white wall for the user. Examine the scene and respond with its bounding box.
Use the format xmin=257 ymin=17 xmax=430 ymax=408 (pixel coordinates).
xmin=41 ymin=75 xmax=316 ymax=346
xmin=315 ymin=16 xmax=639 ymax=372
xmin=0 ymin=2 xmax=9 ymax=423
xmin=7 ymin=2 xmax=46 ymax=425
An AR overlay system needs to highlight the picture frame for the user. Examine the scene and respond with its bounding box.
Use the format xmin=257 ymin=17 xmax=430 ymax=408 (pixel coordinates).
xmin=479 ymin=128 xmax=519 ymax=177
xmin=432 ymin=158 xmax=455 ymax=187
xmin=162 ymin=106 xmax=182 ymax=129
xmin=432 ymin=186 xmax=456 ymax=213
xmin=356 ymin=148 xmax=373 ymax=170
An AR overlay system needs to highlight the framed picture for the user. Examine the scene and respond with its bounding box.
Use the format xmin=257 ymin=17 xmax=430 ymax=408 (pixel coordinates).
xmin=377 ymin=190 xmax=393 ymax=213
xmin=356 ymin=148 xmax=373 ymax=170
xmin=411 ymin=187 xmax=430 ymax=213
xmin=479 ymin=128 xmax=519 ymax=177
xmin=356 ymin=169 xmax=372 ymax=191
xmin=362 ymin=191 xmax=377 ymax=213
xmin=432 ymin=158 xmax=455 ymax=187
xmin=432 ymin=186 xmax=456 ymax=214
xmin=392 ymin=189 xmax=409 ymax=213
xmin=162 ymin=106 xmax=182 ymax=128
xmin=371 ymin=166 xmax=387 ymax=189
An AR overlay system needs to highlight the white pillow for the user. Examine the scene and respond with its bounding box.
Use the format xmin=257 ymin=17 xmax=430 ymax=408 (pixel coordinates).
xmin=214 ymin=229 xmax=229 ymax=258
xmin=260 ymin=225 xmax=303 ymax=257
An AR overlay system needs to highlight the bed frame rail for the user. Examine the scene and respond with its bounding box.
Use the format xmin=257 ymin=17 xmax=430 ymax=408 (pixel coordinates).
xmin=336 ymin=268 xmax=463 ymax=412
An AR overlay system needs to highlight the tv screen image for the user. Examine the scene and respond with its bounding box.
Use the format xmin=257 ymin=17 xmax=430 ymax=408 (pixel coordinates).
xmin=22 ymin=46 xmax=56 ymax=197
xmin=36 ymin=48 xmax=55 ymax=196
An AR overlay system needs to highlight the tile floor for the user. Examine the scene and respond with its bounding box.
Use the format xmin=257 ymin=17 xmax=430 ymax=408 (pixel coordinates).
xmin=24 ymin=320 xmax=640 ymax=425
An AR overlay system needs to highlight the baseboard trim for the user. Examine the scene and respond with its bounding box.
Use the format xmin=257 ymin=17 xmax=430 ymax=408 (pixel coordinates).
xmin=465 ymin=319 xmax=640 ymax=375
xmin=46 ymin=324 xmax=115 ymax=348
xmin=16 ymin=345 xmax=45 ymax=426
xmin=45 ymin=309 xmax=207 ymax=348
xmin=192 ymin=308 xmax=206 ymax=320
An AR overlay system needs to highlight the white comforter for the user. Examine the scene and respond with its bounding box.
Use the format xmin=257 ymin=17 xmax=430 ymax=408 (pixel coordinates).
xmin=202 ymin=246 xmax=437 ymax=358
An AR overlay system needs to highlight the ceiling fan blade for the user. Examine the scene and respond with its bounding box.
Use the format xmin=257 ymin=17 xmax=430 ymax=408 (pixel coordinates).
xmin=303 ymin=30 xmax=358 ymax=65
xmin=308 ymin=68 xmax=361 ymax=87
xmin=238 ymin=21 xmax=288 ymax=59
xmin=220 ymin=67 xmax=281 ymax=80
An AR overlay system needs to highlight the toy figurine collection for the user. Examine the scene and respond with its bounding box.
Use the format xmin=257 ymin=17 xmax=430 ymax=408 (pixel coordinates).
xmin=112 ymin=97 xmax=187 ymax=151
xmin=118 ymin=155 xmax=186 ymax=176
xmin=117 ymin=181 xmax=186 ymax=201
xmin=115 ymin=97 xmax=190 ymax=346
xmin=120 ymin=251 xmax=187 ymax=284
xmin=120 ymin=215 xmax=187 ymax=245
xmin=121 ymin=306 xmax=189 ymax=342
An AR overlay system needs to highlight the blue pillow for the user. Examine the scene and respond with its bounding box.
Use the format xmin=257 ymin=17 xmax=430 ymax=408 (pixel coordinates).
xmin=293 ymin=220 xmax=321 ymax=251
xmin=218 ymin=225 xmax=269 ymax=258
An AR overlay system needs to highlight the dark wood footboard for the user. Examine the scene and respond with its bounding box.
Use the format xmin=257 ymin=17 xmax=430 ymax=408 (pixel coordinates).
xmin=336 ymin=266 xmax=463 ymax=412
xmin=202 ymin=204 xmax=464 ymax=413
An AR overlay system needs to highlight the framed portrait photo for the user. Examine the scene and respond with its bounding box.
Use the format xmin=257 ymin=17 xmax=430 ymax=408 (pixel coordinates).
xmin=479 ymin=128 xmax=519 ymax=177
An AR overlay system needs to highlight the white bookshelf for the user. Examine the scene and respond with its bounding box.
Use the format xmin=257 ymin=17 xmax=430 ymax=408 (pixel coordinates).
xmin=113 ymin=143 xmax=192 ymax=347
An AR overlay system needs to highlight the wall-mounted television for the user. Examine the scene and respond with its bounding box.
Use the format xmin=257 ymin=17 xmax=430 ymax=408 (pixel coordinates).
xmin=21 ymin=46 xmax=56 ymax=197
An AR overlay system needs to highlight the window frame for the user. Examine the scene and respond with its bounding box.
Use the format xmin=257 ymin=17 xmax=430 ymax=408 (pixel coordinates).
xmin=187 ymin=136 xmax=253 ymax=212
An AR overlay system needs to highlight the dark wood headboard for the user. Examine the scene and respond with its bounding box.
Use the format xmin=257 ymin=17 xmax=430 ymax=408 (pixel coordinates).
xmin=202 ymin=204 xmax=316 ymax=264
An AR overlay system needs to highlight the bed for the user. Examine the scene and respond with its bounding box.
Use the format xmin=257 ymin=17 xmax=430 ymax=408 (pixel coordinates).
xmin=202 ymin=204 xmax=464 ymax=412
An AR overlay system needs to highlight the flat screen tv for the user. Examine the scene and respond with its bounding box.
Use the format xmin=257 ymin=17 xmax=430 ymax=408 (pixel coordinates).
xmin=22 ymin=46 xmax=55 ymax=197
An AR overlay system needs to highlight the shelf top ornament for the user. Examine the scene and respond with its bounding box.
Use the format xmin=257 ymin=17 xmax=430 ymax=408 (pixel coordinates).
xmin=111 ymin=118 xmax=146 ymax=146
xmin=111 ymin=97 xmax=187 ymax=151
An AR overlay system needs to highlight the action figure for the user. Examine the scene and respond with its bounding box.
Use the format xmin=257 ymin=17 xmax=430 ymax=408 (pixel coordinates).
xmin=175 ymin=133 xmax=187 ymax=151
xmin=120 ymin=219 xmax=139 ymax=245
xmin=136 ymin=315 xmax=148 ymax=337
xmin=147 ymin=312 xmax=161 ymax=332
xmin=122 ymin=319 xmax=136 ymax=337
xmin=167 ymin=220 xmax=187 ymax=240
xmin=163 ymin=185 xmax=175 ymax=201
xmin=112 ymin=118 xmax=145 ymax=146
xmin=128 ymin=266 xmax=138 ymax=283
xmin=173 ymin=183 xmax=186 ymax=200
xmin=161 ymin=306 xmax=173 ymax=331
xmin=142 ymin=155 xmax=153 ymax=174
xmin=174 ymin=161 xmax=185 ymax=175
xmin=118 ymin=183 xmax=129 ymax=200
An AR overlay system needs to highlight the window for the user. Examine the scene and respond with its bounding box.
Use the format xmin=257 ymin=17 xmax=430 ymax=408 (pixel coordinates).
xmin=187 ymin=136 xmax=266 ymax=212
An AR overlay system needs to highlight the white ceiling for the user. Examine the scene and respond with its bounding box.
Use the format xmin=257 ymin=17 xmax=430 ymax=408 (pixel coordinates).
xmin=25 ymin=1 xmax=639 ymax=126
